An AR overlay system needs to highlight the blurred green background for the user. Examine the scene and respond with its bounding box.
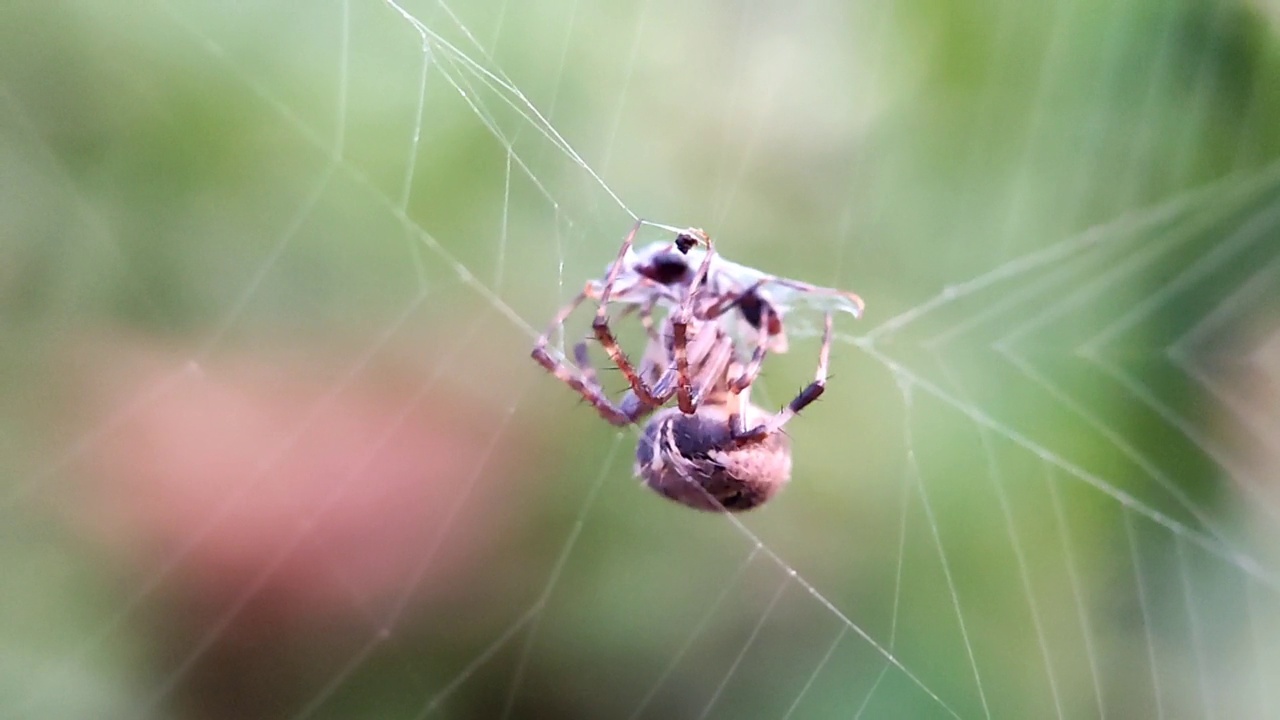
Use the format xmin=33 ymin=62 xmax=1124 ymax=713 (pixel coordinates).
xmin=4 ymin=0 xmax=1280 ymax=718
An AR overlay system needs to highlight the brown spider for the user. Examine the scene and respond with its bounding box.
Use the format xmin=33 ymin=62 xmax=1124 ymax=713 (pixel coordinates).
xmin=531 ymin=222 xmax=858 ymax=511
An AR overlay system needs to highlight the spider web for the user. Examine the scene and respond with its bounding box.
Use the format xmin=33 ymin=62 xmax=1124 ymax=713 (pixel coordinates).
xmin=3 ymin=0 xmax=1280 ymax=718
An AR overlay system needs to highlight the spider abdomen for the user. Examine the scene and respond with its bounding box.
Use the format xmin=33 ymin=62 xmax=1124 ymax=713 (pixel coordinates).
xmin=635 ymin=406 xmax=792 ymax=512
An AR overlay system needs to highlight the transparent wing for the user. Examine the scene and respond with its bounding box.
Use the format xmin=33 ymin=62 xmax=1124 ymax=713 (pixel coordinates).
xmin=689 ymin=249 xmax=867 ymax=320
xmin=601 ymin=236 xmax=866 ymax=320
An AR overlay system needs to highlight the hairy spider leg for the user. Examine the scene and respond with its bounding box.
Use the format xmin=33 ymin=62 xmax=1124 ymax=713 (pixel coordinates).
xmin=608 ymin=294 xmax=663 ymax=345
xmin=700 ymin=279 xmax=765 ymax=320
xmin=629 ymin=329 xmax=742 ymax=492
xmin=637 ymin=297 xmax=660 ymax=343
xmin=573 ymin=341 xmax=599 ymax=388
xmin=531 ymin=289 xmax=638 ymax=425
xmin=690 ymin=332 xmax=737 ymax=408
xmin=694 ymin=279 xmax=777 ymax=395
xmin=732 ymin=313 xmax=833 ymax=445
xmin=643 ymin=312 xmax=723 ymax=405
xmin=670 ymin=230 xmax=718 ymax=415
xmin=592 ymin=219 xmax=664 ymax=408
xmin=729 ymin=302 xmax=776 ymax=394
xmin=531 ymin=350 xmax=635 ymax=426
xmin=531 ymin=287 xmax=588 ymax=360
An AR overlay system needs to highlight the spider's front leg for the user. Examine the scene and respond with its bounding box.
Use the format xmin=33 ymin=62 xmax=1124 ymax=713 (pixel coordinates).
xmin=592 ymin=312 xmax=665 ymax=408
xmin=591 ymin=220 xmax=668 ymax=408
xmin=670 ymin=229 xmax=718 ymax=414
xmin=531 ymin=347 xmax=635 ymax=426
xmin=531 ymin=287 xmax=642 ymax=426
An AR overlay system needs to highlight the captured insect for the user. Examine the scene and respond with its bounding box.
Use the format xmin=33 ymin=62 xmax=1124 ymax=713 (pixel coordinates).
xmin=570 ymin=226 xmax=865 ymax=354
xmin=531 ymin=221 xmax=864 ymax=511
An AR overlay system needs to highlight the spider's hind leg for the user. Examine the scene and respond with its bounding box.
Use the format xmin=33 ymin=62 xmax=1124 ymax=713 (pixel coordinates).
xmin=732 ymin=313 xmax=832 ymax=445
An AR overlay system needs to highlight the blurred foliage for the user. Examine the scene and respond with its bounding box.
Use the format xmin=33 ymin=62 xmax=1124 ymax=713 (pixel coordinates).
xmin=3 ymin=0 xmax=1280 ymax=718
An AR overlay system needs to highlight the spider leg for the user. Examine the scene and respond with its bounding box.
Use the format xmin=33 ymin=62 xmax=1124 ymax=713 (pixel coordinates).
xmin=593 ymin=313 xmax=665 ymax=407
xmin=648 ymin=318 xmax=724 ymax=408
xmin=531 ymin=287 xmax=593 ymax=378
xmin=638 ymin=298 xmax=660 ymax=343
xmin=595 ymin=219 xmax=645 ymax=307
xmin=689 ymin=333 xmax=735 ymax=408
xmin=733 ymin=312 xmax=832 ymax=444
xmin=729 ymin=303 xmax=775 ymax=394
xmin=613 ymin=293 xmax=663 ymax=346
xmin=692 ymin=279 xmax=779 ymax=393
xmin=670 ymin=318 xmax=694 ymax=413
xmin=592 ymin=220 xmax=664 ymax=406
xmin=531 ymin=343 xmax=638 ymax=426
xmin=700 ymin=279 xmax=766 ymax=320
xmin=573 ymin=341 xmax=600 ymax=388
xmin=671 ymin=230 xmax=717 ymax=414
xmin=530 ymin=287 xmax=640 ymax=426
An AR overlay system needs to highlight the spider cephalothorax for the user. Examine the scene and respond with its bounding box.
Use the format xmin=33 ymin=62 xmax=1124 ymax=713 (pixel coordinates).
xmin=531 ymin=221 xmax=861 ymax=512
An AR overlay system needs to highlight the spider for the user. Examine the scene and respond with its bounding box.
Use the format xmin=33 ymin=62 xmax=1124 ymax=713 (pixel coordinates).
xmin=531 ymin=221 xmax=862 ymax=511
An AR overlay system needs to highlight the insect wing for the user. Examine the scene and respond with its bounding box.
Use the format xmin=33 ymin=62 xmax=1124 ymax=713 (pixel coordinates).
xmin=704 ymin=253 xmax=866 ymax=320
